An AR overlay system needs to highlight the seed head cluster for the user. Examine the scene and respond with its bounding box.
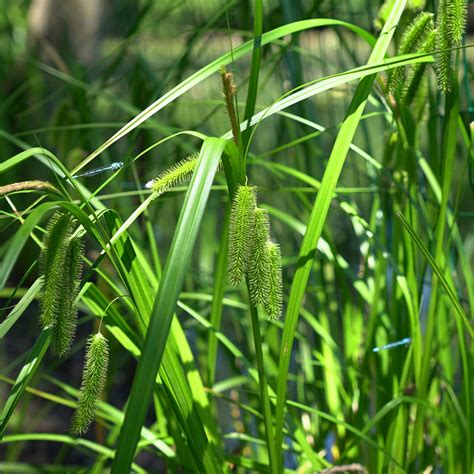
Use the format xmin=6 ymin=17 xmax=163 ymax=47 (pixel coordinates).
xmin=227 ymin=185 xmax=283 ymax=319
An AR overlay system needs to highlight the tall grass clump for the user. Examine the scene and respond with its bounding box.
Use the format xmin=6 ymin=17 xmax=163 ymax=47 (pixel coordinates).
xmin=0 ymin=0 xmax=472 ymax=473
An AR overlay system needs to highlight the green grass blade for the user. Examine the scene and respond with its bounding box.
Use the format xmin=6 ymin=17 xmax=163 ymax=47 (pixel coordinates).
xmin=242 ymin=0 xmax=263 ymax=155
xmin=98 ymin=209 xmax=223 ymax=469
xmin=232 ymin=52 xmax=432 ymax=143
xmin=0 ymin=462 xmax=83 ymax=473
xmin=0 ymin=433 xmax=146 ymax=473
xmin=396 ymin=211 xmax=472 ymax=336
xmin=0 ymin=202 xmax=57 ymax=290
xmin=0 ymin=278 xmax=43 ymax=339
xmin=111 ymin=137 xmax=227 ymax=473
xmin=0 ymin=147 xmax=60 ymax=174
xmin=0 ymin=329 xmax=50 ymax=438
xmin=273 ymin=2 xmax=408 ymax=470
xmin=207 ymin=204 xmax=230 ymax=385
xmin=74 ymin=19 xmax=375 ymax=173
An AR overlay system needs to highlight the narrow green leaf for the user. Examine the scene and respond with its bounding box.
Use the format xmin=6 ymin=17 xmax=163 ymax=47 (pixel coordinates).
xmin=396 ymin=211 xmax=472 ymax=337
xmin=0 ymin=202 xmax=57 ymax=291
xmin=74 ymin=19 xmax=376 ymax=173
xmin=111 ymin=137 xmax=227 ymax=474
xmin=242 ymin=0 xmax=263 ymax=155
xmin=207 ymin=204 xmax=231 ymax=385
xmin=0 ymin=278 xmax=43 ymax=339
xmin=0 ymin=329 xmax=50 ymax=438
xmin=0 ymin=433 xmax=146 ymax=473
xmin=273 ymin=2 xmax=408 ymax=470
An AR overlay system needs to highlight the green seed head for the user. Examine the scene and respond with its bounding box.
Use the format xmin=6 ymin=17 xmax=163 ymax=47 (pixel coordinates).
xmin=39 ymin=211 xmax=84 ymax=356
xmin=248 ymin=208 xmax=271 ymax=306
xmin=388 ymin=12 xmax=434 ymax=94
xmin=227 ymin=185 xmax=257 ymax=285
xmin=436 ymin=0 xmax=467 ymax=92
xmin=71 ymin=332 xmax=109 ymax=435
xmin=39 ymin=212 xmax=76 ymax=329
xmin=146 ymin=154 xmax=199 ymax=197
xmin=263 ymin=241 xmax=283 ymax=319
xmin=401 ymin=29 xmax=436 ymax=112
xmin=50 ymin=236 xmax=84 ymax=356
xmin=447 ymin=0 xmax=467 ymax=45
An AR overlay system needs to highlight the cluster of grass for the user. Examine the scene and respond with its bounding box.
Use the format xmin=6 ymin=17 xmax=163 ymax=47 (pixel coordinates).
xmin=0 ymin=0 xmax=473 ymax=472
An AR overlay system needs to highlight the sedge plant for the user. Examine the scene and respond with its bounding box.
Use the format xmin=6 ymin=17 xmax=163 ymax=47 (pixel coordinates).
xmin=0 ymin=1 xmax=472 ymax=473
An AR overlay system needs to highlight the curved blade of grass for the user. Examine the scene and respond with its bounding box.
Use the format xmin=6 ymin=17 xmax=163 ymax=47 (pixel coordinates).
xmin=396 ymin=211 xmax=472 ymax=336
xmin=273 ymin=2 xmax=407 ymax=470
xmin=0 ymin=462 xmax=83 ymax=473
xmin=0 ymin=329 xmax=50 ymax=438
xmin=231 ymin=51 xmax=433 ymax=144
xmin=97 ymin=208 xmax=223 ymax=468
xmin=0 ymin=278 xmax=43 ymax=339
xmin=241 ymin=0 xmax=263 ymax=155
xmin=207 ymin=204 xmax=230 ymax=385
xmin=0 ymin=202 xmax=57 ymax=290
xmin=0 ymin=372 xmax=175 ymax=459
xmin=0 ymin=434 xmax=146 ymax=473
xmin=111 ymin=137 xmax=227 ymax=473
xmin=74 ymin=19 xmax=376 ymax=174
xmin=0 ymin=132 xmax=106 ymax=212
xmin=0 ymin=147 xmax=60 ymax=174
xmin=274 ymin=111 xmax=383 ymax=170
xmin=168 ymin=316 xmax=222 ymax=454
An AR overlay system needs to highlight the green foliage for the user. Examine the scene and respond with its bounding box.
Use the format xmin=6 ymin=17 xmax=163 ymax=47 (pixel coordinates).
xmin=227 ymin=184 xmax=256 ymax=285
xmin=0 ymin=1 xmax=473 ymax=472
xmin=71 ymin=332 xmax=109 ymax=435
xmin=248 ymin=207 xmax=271 ymax=306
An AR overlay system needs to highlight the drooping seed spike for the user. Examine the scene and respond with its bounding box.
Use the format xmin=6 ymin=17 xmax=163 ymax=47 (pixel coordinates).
xmin=388 ymin=12 xmax=434 ymax=93
xmin=435 ymin=0 xmax=467 ymax=92
xmin=248 ymin=208 xmax=271 ymax=306
xmin=227 ymin=185 xmax=257 ymax=285
xmin=263 ymin=241 xmax=283 ymax=319
xmin=51 ymin=302 xmax=77 ymax=356
xmin=402 ymin=29 xmax=436 ymax=108
xmin=146 ymin=154 xmax=200 ymax=197
xmin=71 ymin=332 xmax=109 ymax=435
xmin=436 ymin=0 xmax=453 ymax=91
xmin=39 ymin=212 xmax=76 ymax=329
xmin=50 ymin=236 xmax=84 ymax=356
xmin=399 ymin=12 xmax=434 ymax=53
xmin=448 ymin=0 xmax=467 ymax=45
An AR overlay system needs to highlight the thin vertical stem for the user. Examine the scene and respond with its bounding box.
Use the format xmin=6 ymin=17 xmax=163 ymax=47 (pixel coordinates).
xmin=247 ymin=279 xmax=277 ymax=473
